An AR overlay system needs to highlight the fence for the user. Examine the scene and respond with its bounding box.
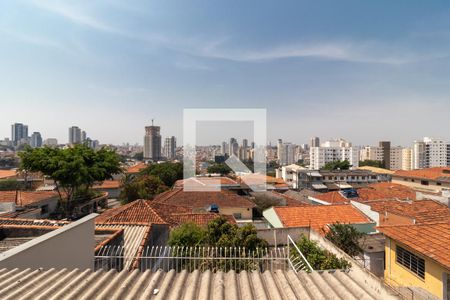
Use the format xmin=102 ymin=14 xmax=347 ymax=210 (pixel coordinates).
xmin=94 ymin=235 xmax=313 ymax=273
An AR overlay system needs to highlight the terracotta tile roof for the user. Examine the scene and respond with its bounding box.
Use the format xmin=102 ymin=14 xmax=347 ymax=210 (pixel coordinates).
xmin=393 ymin=167 xmax=450 ymax=181
xmin=93 ymin=180 xmax=121 ymax=189
xmin=0 ymin=191 xmax=59 ymax=206
xmin=367 ymin=199 xmax=450 ymax=224
xmin=378 ymin=222 xmax=450 ymax=269
xmin=170 ymin=213 xmax=236 ymax=226
xmin=313 ymin=182 xmax=417 ymax=204
xmin=154 ymin=188 xmax=256 ymax=209
xmin=237 ymin=174 xmax=287 ymax=186
xmin=96 ymin=199 xmax=167 ymax=224
xmin=357 ymin=166 xmax=395 ymax=175
xmin=272 ymin=204 xmax=373 ymax=233
xmin=270 ymin=191 xmax=312 ymax=207
xmin=0 ymin=169 xmax=17 ymax=179
xmin=125 ymin=163 xmax=147 ymax=174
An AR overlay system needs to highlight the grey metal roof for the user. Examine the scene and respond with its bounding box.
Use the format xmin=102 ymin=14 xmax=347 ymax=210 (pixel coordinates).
xmin=0 ymin=268 xmax=399 ymax=300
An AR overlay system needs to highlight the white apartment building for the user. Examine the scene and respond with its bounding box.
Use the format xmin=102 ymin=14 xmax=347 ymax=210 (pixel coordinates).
xmin=309 ymin=139 xmax=359 ymax=170
xmin=360 ymin=146 xmax=384 ymax=162
xmin=412 ymin=137 xmax=449 ymax=169
xmin=390 ymin=146 xmax=403 ymax=170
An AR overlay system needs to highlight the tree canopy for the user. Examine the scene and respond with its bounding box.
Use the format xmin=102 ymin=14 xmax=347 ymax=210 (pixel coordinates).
xmin=120 ymin=174 xmax=167 ymax=204
xmin=322 ymin=160 xmax=351 ymax=170
xmin=325 ymin=223 xmax=364 ymax=257
xmin=140 ymin=162 xmax=183 ymax=187
xmin=19 ymin=145 xmax=122 ymax=216
xmin=207 ymin=163 xmax=232 ymax=175
xmin=359 ymin=160 xmax=384 ymax=168
xmin=168 ymin=216 xmax=268 ymax=251
xmin=294 ymin=236 xmax=351 ymax=270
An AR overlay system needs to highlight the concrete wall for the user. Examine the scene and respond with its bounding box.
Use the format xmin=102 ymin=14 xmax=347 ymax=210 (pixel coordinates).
xmin=262 ymin=207 xmax=284 ymax=228
xmin=309 ymin=229 xmax=399 ymax=300
xmin=220 ymin=206 xmax=252 ymax=220
xmin=257 ymin=226 xmax=310 ymax=246
xmin=0 ymin=202 xmax=15 ymax=213
xmin=0 ymin=214 xmax=97 ymax=270
xmin=351 ymin=200 xmax=380 ymax=225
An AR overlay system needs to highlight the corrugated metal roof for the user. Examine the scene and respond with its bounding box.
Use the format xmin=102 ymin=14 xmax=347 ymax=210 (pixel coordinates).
xmin=96 ymin=224 xmax=149 ymax=269
xmin=0 ymin=268 xmax=398 ymax=299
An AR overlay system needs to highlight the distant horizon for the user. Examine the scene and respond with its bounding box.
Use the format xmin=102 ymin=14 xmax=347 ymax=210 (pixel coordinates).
xmin=2 ymin=1 xmax=450 ymax=145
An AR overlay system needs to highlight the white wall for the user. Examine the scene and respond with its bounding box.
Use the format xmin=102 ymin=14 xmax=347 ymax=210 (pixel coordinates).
xmin=0 ymin=214 xmax=97 ymax=270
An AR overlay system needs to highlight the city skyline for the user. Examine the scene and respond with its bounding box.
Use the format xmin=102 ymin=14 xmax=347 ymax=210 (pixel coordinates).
xmin=2 ymin=1 xmax=450 ymax=145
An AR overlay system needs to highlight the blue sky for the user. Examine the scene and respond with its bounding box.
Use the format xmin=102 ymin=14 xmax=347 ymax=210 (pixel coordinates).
xmin=1 ymin=0 xmax=450 ymax=146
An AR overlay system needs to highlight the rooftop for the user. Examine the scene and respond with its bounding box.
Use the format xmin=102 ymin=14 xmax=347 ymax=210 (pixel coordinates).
xmin=378 ymin=222 xmax=450 ymax=269
xmin=393 ymin=167 xmax=450 ymax=181
xmin=154 ymin=188 xmax=256 ymax=209
xmin=93 ymin=180 xmax=121 ymax=189
xmin=313 ymin=182 xmax=417 ymax=204
xmin=0 ymin=191 xmax=59 ymax=206
xmin=174 ymin=176 xmax=240 ymax=190
xmin=357 ymin=166 xmax=395 ymax=175
xmin=367 ymin=199 xmax=450 ymax=224
xmin=271 ymin=204 xmax=373 ymax=233
xmin=0 ymin=169 xmax=17 ymax=179
xmin=0 ymin=268 xmax=399 ymax=299
xmin=125 ymin=162 xmax=147 ymax=174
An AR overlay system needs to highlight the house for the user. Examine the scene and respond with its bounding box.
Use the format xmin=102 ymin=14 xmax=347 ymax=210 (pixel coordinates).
xmin=263 ymin=204 xmax=376 ymax=234
xmin=392 ymin=167 xmax=450 ymax=193
xmin=153 ymin=189 xmax=255 ymax=221
xmin=309 ymin=182 xmax=418 ymax=205
xmin=0 ymin=191 xmax=60 ymax=218
xmin=92 ymin=180 xmax=121 ymax=198
xmin=124 ymin=162 xmax=148 ymax=175
xmin=378 ymin=222 xmax=450 ymax=299
xmin=275 ymin=164 xmax=307 ymax=189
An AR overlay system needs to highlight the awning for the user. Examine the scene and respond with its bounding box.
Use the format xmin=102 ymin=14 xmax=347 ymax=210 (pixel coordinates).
xmin=307 ymin=172 xmax=322 ymax=177
xmin=324 ymin=183 xmax=340 ymax=190
xmin=336 ymin=183 xmax=353 ymax=189
xmin=312 ymin=183 xmax=328 ymax=190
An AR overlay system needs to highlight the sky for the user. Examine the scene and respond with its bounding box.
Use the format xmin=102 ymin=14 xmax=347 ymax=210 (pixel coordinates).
xmin=1 ymin=0 xmax=450 ymax=146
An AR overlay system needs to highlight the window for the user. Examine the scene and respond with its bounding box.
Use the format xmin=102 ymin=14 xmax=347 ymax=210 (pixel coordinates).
xmin=396 ymin=245 xmax=425 ymax=279
xmin=421 ymin=180 xmax=429 ymax=186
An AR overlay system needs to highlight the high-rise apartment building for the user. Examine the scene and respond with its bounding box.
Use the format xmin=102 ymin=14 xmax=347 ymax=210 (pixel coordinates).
xmin=412 ymin=137 xmax=449 ymax=169
xmin=11 ymin=123 xmax=28 ymax=145
xmin=277 ymin=139 xmax=296 ymax=165
xmin=43 ymin=138 xmax=58 ymax=147
xmin=164 ymin=136 xmax=176 ymax=160
xmin=68 ymin=126 xmax=82 ymax=144
xmin=309 ymin=138 xmax=359 ymax=169
xmin=144 ymin=122 xmax=162 ymax=160
xmin=402 ymin=148 xmax=412 ymax=171
xmin=221 ymin=141 xmax=229 ymax=156
xmin=30 ymin=132 xmax=42 ymax=148
xmin=310 ymin=137 xmax=320 ymax=148
xmin=228 ymin=138 xmax=238 ymax=156
xmin=81 ymin=131 xmax=87 ymax=142
xmin=379 ymin=141 xmax=391 ymax=169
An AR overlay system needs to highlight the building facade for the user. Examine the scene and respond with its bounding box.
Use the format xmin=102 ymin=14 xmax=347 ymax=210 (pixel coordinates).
xmin=68 ymin=126 xmax=82 ymax=144
xmin=30 ymin=132 xmax=42 ymax=148
xmin=412 ymin=137 xmax=449 ymax=169
xmin=164 ymin=136 xmax=176 ymax=160
xmin=310 ymin=139 xmax=359 ymax=170
xmin=143 ymin=124 xmax=162 ymax=160
xmin=11 ymin=123 xmax=28 ymax=146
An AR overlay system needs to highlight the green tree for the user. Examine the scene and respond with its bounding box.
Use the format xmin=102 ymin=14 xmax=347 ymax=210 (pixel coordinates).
xmin=168 ymin=222 xmax=206 ymax=247
xmin=207 ymin=163 xmax=232 ymax=175
xmin=133 ymin=152 xmax=144 ymax=161
xmin=19 ymin=145 xmax=122 ymax=217
xmin=322 ymin=160 xmax=351 ymax=170
xmin=325 ymin=223 xmax=364 ymax=257
xmin=120 ymin=174 xmax=168 ymax=204
xmin=294 ymin=236 xmax=351 ymax=270
xmin=359 ymin=160 xmax=384 ymax=168
xmin=140 ymin=162 xmax=183 ymax=187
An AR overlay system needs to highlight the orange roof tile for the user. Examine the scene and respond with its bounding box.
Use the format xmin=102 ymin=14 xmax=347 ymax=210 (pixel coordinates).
xmin=273 ymin=204 xmax=373 ymax=233
xmin=271 ymin=191 xmax=312 ymax=207
xmin=0 ymin=169 xmax=17 ymax=179
xmin=96 ymin=199 xmax=167 ymax=224
xmin=378 ymin=222 xmax=450 ymax=269
xmin=393 ymin=167 xmax=450 ymax=181
xmin=93 ymin=180 xmax=121 ymax=189
xmin=154 ymin=188 xmax=255 ymax=209
xmin=0 ymin=191 xmax=59 ymax=206
xmin=367 ymin=199 xmax=450 ymax=224
xmin=125 ymin=163 xmax=148 ymax=174
xmin=313 ymin=182 xmax=417 ymax=204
